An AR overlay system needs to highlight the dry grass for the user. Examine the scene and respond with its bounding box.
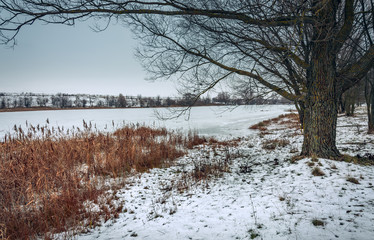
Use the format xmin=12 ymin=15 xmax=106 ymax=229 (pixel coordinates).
xmin=174 ymin=144 xmax=241 ymax=193
xmin=312 ymin=219 xmax=325 ymax=227
xmin=191 ymin=149 xmax=232 ymax=182
xmin=346 ymin=176 xmax=360 ymax=184
xmin=340 ymin=154 xmax=374 ymax=166
xmin=311 ymin=166 xmax=325 ymax=176
xmin=307 ymin=161 xmax=315 ymax=167
xmin=277 ymin=113 xmax=300 ymax=129
xmin=249 ymin=113 xmax=300 ymax=133
xmin=0 ymin=122 xmax=205 ymax=239
xmin=262 ymin=139 xmax=290 ymax=150
xmin=249 ymin=119 xmax=272 ymax=131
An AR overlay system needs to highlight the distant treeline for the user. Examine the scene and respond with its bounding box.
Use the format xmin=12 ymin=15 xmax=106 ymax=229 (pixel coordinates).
xmin=0 ymin=92 xmax=291 ymax=109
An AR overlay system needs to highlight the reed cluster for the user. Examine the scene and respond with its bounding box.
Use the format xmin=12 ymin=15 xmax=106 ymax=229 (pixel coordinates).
xmin=0 ymin=121 xmax=204 ymax=239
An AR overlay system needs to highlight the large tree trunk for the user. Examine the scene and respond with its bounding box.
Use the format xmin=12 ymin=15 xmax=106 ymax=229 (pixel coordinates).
xmin=301 ymin=39 xmax=341 ymax=158
xmin=302 ymin=65 xmax=341 ymax=158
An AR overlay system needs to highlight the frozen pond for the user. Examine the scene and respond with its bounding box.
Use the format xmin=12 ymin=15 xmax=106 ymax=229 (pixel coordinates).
xmin=0 ymin=105 xmax=293 ymax=138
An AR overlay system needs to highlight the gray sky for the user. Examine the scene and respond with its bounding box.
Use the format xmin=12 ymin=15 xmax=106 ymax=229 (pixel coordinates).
xmin=0 ymin=21 xmax=177 ymax=97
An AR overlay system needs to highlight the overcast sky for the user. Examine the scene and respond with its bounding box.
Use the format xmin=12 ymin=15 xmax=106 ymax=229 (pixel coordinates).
xmin=0 ymin=21 xmax=177 ymax=97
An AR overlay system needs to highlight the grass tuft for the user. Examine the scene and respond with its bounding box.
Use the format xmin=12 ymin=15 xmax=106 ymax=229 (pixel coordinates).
xmin=262 ymin=139 xmax=290 ymax=150
xmin=346 ymin=176 xmax=360 ymax=184
xmin=311 ymin=166 xmax=325 ymax=176
xmin=312 ymin=219 xmax=325 ymax=227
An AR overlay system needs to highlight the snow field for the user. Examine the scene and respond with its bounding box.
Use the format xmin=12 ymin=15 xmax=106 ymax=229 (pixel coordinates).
xmin=74 ymin=106 xmax=374 ymax=240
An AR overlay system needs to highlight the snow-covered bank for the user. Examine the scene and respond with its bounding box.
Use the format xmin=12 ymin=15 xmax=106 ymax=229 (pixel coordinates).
xmin=72 ymin=107 xmax=374 ymax=240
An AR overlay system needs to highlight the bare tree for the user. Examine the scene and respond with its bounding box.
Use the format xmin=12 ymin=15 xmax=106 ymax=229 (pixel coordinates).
xmin=0 ymin=97 xmax=6 ymax=109
xmin=214 ymin=92 xmax=231 ymax=105
xmin=36 ymin=96 xmax=48 ymax=107
xmin=1 ymin=0 xmax=374 ymax=158
xmin=74 ymin=95 xmax=82 ymax=107
xmin=365 ymin=69 xmax=374 ymax=133
xmin=117 ymin=93 xmax=127 ymax=108
xmin=342 ymin=81 xmax=363 ymax=116
xmin=23 ymin=96 xmax=32 ymax=108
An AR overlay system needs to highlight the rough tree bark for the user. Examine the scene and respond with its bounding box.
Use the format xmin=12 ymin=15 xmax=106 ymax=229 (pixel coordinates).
xmin=302 ymin=47 xmax=341 ymax=158
xmin=301 ymin=0 xmax=341 ymax=158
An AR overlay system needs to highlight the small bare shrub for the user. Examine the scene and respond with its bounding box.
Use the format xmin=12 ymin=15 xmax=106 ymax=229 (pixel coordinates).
xmin=185 ymin=130 xmax=208 ymax=149
xmin=346 ymin=176 xmax=360 ymax=184
xmin=311 ymin=155 xmax=319 ymax=162
xmin=312 ymin=219 xmax=325 ymax=227
xmin=191 ymin=156 xmax=231 ymax=181
xmin=311 ymin=166 xmax=325 ymax=176
xmin=307 ymin=161 xmax=315 ymax=167
xmin=289 ymin=148 xmax=298 ymax=153
xmin=290 ymin=155 xmax=304 ymax=163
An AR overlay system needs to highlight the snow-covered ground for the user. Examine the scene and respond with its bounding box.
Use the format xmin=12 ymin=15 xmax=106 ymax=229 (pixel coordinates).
xmin=2 ymin=105 xmax=373 ymax=239
xmin=71 ymin=106 xmax=374 ymax=240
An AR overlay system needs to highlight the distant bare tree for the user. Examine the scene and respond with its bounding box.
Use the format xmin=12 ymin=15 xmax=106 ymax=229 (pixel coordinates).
xmin=88 ymin=95 xmax=94 ymax=107
xmin=97 ymin=100 xmax=104 ymax=107
xmin=74 ymin=96 xmax=82 ymax=107
xmin=342 ymin=83 xmax=362 ymax=116
xmin=117 ymin=94 xmax=127 ymax=108
xmin=214 ymin=92 xmax=231 ymax=105
xmin=137 ymin=95 xmax=145 ymax=107
xmin=36 ymin=96 xmax=48 ymax=107
xmin=0 ymin=98 xmax=6 ymax=109
xmin=23 ymin=96 xmax=32 ymax=108
xmin=82 ymin=98 xmax=88 ymax=108
xmin=165 ymin=97 xmax=175 ymax=107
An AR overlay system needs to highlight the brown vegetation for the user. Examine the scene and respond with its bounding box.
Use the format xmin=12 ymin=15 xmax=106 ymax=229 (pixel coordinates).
xmin=346 ymin=176 xmax=360 ymax=184
xmin=249 ymin=113 xmax=300 ymax=133
xmin=262 ymin=139 xmax=290 ymax=150
xmin=0 ymin=123 xmax=206 ymax=239
xmin=311 ymin=166 xmax=325 ymax=176
xmin=312 ymin=219 xmax=325 ymax=227
xmin=340 ymin=154 xmax=374 ymax=166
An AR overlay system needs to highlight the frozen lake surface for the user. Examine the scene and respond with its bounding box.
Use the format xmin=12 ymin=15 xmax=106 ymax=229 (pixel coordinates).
xmin=0 ymin=105 xmax=293 ymax=138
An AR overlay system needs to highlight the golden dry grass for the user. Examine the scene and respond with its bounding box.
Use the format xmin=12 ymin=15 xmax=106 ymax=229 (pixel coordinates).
xmin=249 ymin=113 xmax=300 ymax=132
xmin=0 ymin=123 xmax=206 ymax=239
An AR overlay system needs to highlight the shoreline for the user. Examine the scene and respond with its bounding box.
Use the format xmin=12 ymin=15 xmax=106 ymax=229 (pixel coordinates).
xmin=0 ymin=105 xmax=214 ymax=113
xmin=0 ymin=104 xmax=291 ymax=113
